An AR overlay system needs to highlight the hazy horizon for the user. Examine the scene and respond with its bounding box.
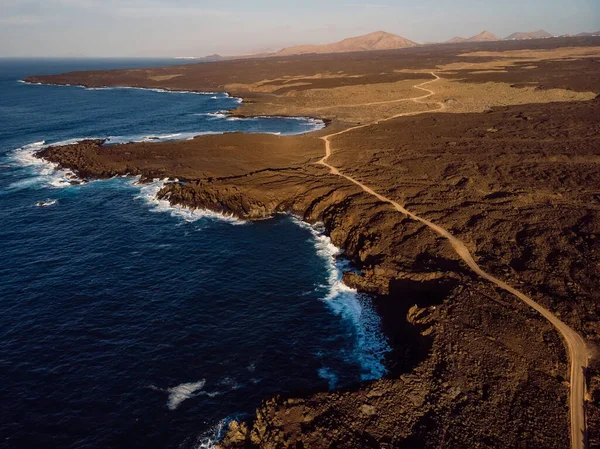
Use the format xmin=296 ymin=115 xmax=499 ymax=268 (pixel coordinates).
xmin=1 ymin=0 xmax=599 ymax=58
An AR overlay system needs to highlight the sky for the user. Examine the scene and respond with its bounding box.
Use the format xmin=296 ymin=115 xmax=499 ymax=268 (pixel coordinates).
xmin=1 ymin=0 xmax=599 ymax=57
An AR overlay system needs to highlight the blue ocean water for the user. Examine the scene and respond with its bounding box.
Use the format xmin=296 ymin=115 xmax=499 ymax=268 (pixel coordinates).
xmin=0 ymin=59 xmax=389 ymax=449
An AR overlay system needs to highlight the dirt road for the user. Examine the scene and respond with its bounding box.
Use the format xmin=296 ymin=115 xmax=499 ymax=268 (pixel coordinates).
xmin=318 ymin=72 xmax=590 ymax=449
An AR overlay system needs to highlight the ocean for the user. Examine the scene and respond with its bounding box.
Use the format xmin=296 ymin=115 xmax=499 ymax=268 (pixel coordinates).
xmin=0 ymin=59 xmax=390 ymax=449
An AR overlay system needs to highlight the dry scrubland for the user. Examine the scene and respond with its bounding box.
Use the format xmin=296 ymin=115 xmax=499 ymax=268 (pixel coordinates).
xmin=28 ymin=37 xmax=600 ymax=449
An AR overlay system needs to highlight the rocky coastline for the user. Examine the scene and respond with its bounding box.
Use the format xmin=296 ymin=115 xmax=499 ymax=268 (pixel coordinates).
xmin=34 ymin=97 xmax=599 ymax=447
xmin=28 ymin=38 xmax=600 ymax=448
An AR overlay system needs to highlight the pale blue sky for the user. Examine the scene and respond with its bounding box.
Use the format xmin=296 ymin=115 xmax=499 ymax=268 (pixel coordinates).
xmin=1 ymin=0 xmax=599 ymax=57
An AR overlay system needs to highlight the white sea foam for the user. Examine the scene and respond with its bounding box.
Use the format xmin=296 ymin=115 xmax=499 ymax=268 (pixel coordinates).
xmin=134 ymin=178 xmax=245 ymax=225
xmin=10 ymin=143 xmax=245 ymax=227
xmin=255 ymin=115 xmax=326 ymax=131
xmin=80 ymin=85 xmax=221 ymax=96
xmin=106 ymin=131 xmax=223 ymax=144
xmin=18 ymin=80 xmax=42 ymax=85
xmin=192 ymin=112 xmax=323 ymax=134
xmin=166 ymin=380 xmax=207 ymax=410
xmin=194 ymin=418 xmax=229 ymax=449
xmin=292 ymin=218 xmax=390 ymax=380
xmin=207 ymin=111 xmax=228 ymax=119
xmin=20 ymin=80 xmax=222 ymax=97
xmin=7 ymin=140 xmax=82 ymax=190
xmin=151 ymin=377 xmax=241 ymax=413
xmin=135 ymin=135 xmax=175 ymax=143
xmin=36 ymin=199 xmax=58 ymax=207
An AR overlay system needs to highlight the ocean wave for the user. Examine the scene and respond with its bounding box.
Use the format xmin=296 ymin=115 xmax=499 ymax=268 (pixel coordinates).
xmin=292 ymin=218 xmax=390 ymax=380
xmin=144 ymin=88 xmax=219 ymax=96
xmin=222 ymin=92 xmax=243 ymax=104
xmin=192 ymin=111 xmax=229 ymax=119
xmin=7 ymin=140 xmax=84 ymax=190
xmin=255 ymin=115 xmax=326 ymax=131
xmin=17 ymin=80 xmax=42 ymax=85
xmin=18 ymin=80 xmax=223 ymax=97
xmin=193 ymin=418 xmax=229 ymax=449
xmin=192 ymin=112 xmax=323 ymax=134
xmin=166 ymin=380 xmax=207 ymax=410
xmin=143 ymin=133 xmax=181 ymax=140
xmin=105 ymin=131 xmax=223 ymax=144
xmin=134 ymin=178 xmax=245 ymax=225
xmin=207 ymin=111 xmax=228 ymax=119
xmin=151 ymin=377 xmax=242 ymax=412
xmin=108 ymin=133 xmax=181 ymax=144
xmin=36 ymin=199 xmax=58 ymax=207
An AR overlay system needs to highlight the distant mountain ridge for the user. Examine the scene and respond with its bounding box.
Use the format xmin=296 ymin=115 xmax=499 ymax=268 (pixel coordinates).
xmin=444 ymin=29 xmax=561 ymax=44
xmin=446 ymin=36 xmax=467 ymax=43
xmin=467 ymin=31 xmax=500 ymax=42
xmin=190 ymin=29 xmax=599 ymax=60
xmin=445 ymin=30 xmax=500 ymax=43
xmin=276 ymin=31 xmax=417 ymax=56
xmin=504 ymin=30 xmax=553 ymax=40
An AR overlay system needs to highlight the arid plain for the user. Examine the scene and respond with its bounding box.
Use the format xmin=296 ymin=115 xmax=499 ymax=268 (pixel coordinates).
xmin=27 ymin=37 xmax=600 ymax=449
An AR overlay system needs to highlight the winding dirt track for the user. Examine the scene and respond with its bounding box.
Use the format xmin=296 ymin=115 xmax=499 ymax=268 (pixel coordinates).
xmin=318 ymin=73 xmax=590 ymax=449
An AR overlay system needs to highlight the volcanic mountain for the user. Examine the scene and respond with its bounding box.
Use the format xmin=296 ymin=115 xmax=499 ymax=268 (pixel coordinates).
xmin=446 ymin=36 xmax=467 ymax=43
xmin=466 ymin=31 xmax=500 ymax=42
xmin=276 ymin=31 xmax=417 ymax=56
xmin=504 ymin=30 xmax=553 ymax=40
xmin=444 ymin=31 xmax=500 ymax=44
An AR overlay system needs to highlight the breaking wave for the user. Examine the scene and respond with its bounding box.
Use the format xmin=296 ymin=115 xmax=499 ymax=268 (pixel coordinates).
xmin=192 ymin=418 xmax=231 ymax=449
xmin=19 ymin=80 xmax=221 ymax=96
xmin=7 ymin=140 xmax=82 ymax=190
xmin=134 ymin=178 xmax=245 ymax=225
xmin=106 ymin=131 xmax=223 ymax=144
xmin=150 ymin=377 xmax=244 ymax=412
xmin=205 ymin=111 xmax=228 ymax=119
xmin=166 ymin=380 xmax=207 ymax=410
xmin=7 ymin=142 xmax=244 ymax=224
xmin=292 ymin=218 xmax=390 ymax=380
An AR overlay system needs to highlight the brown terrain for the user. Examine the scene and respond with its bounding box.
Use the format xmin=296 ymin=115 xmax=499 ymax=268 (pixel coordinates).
xmin=28 ymin=37 xmax=600 ymax=449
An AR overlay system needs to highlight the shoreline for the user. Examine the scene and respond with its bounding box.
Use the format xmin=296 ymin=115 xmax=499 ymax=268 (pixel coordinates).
xmin=11 ymin=137 xmax=394 ymax=392
xmin=20 ymin=78 xmax=333 ymax=130
xmin=19 ymin=78 xmax=221 ymax=95
xmin=19 ymin=42 xmax=600 ymax=448
xmin=19 ymin=78 xmax=332 ymax=138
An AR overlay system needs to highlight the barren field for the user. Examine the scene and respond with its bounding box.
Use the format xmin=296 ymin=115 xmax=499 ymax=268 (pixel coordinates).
xmin=30 ymin=37 xmax=600 ymax=449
